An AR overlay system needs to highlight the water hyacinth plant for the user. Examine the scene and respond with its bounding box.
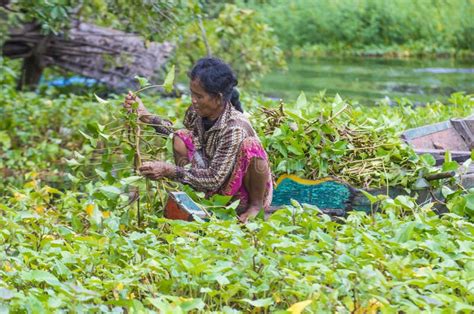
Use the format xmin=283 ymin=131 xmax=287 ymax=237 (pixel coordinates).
xmin=1 ymin=57 xmax=473 ymax=311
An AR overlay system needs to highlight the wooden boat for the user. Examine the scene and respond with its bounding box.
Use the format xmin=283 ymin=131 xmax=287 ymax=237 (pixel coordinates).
xmin=402 ymin=114 xmax=474 ymax=164
xmin=402 ymin=114 xmax=474 ymax=188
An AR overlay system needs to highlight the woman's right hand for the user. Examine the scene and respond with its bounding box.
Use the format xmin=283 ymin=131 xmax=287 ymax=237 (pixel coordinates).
xmin=123 ymin=91 xmax=152 ymax=123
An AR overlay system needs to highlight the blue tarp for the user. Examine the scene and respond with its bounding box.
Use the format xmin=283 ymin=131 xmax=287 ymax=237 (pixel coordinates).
xmin=45 ymin=76 xmax=98 ymax=87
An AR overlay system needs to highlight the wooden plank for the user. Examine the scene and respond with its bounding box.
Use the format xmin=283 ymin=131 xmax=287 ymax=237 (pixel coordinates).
xmin=413 ymin=148 xmax=471 ymax=155
xmin=402 ymin=120 xmax=451 ymax=140
xmin=408 ymin=127 xmax=469 ymax=151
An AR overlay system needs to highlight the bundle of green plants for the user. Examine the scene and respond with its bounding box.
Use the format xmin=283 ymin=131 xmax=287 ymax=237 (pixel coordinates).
xmin=253 ymin=92 xmax=473 ymax=188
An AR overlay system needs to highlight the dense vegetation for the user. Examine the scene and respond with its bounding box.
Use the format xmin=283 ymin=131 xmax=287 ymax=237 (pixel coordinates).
xmin=0 ymin=1 xmax=285 ymax=86
xmin=1 ymin=0 xmax=473 ymax=312
xmin=247 ymin=0 xmax=474 ymax=56
xmin=1 ymin=56 xmax=473 ymax=311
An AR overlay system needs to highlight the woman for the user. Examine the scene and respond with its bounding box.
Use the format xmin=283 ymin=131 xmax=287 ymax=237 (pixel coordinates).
xmin=124 ymin=57 xmax=272 ymax=222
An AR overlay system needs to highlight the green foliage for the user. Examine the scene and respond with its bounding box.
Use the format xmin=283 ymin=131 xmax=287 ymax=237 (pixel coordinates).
xmin=0 ymin=60 xmax=111 ymax=192
xmin=1 ymin=59 xmax=474 ymax=311
xmin=2 ymin=0 xmax=184 ymax=39
xmin=1 ymin=191 xmax=473 ymax=311
xmin=163 ymin=65 xmax=175 ymax=93
xmin=173 ymin=4 xmax=286 ymax=86
xmin=367 ymin=92 xmax=474 ymax=130
xmin=254 ymin=92 xmax=474 ymax=188
xmin=2 ymin=2 xmax=286 ymax=88
xmin=246 ymin=0 xmax=474 ymax=55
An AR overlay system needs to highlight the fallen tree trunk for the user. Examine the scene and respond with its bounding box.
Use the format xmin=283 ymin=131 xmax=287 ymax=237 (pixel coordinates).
xmin=3 ymin=20 xmax=174 ymax=90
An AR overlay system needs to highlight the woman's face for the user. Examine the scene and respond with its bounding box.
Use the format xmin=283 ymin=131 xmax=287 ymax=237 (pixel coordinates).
xmin=190 ymin=79 xmax=223 ymax=119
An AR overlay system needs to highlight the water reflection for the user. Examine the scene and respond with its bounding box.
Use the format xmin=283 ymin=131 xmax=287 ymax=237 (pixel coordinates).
xmin=413 ymin=68 xmax=474 ymax=74
xmin=258 ymin=57 xmax=474 ymax=104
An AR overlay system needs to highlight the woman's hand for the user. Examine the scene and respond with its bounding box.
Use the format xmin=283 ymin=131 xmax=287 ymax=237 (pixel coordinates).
xmin=123 ymin=91 xmax=152 ymax=123
xmin=139 ymin=161 xmax=176 ymax=180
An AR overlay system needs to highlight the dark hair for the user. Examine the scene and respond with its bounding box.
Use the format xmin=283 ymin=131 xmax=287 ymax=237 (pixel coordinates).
xmin=189 ymin=57 xmax=243 ymax=112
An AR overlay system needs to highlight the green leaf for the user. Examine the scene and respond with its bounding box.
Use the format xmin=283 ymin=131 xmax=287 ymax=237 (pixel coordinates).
xmin=21 ymin=270 xmax=59 ymax=285
xmin=394 ymin=221 xmax=416 ymax=243
xmin=79 ymin=130 xmax=97 ymax=147
xmin=245 ymin=222 xmax=259 ymax=232
xmin=135 ymin=75 xmax=150 ymax=88
xmin=66 ymin=158 xmax=81 ymax=167
xmin=25 ymin=295 xmax=45 ymax=313
xmin=163 ymin=65 xmax=175 ymax=93
xmin=256 ymin=207 xmax=265 ymax=220
xmin=287 ymin=300 xmax=313 ymax=314
xmin=66 ymin=173 xmax=80 ymax=184
xmin=272 ymin=127 xmax=283 ymax=137
xmin=216 ymin=274 xmax=230 ymax=286
xmin=0 ymin=288 xmax=14 ymax=300
xmin=444 ymin=150 xmax=452 ymax=162
xmin=395 ymin=195 xmax=415 ymax=209
xmin=78 ymin=128 xmax=94 ymax=141
xmin=95 ymin=169 xmax=107 ymax=180
xmin=94 ymin=93 xmax=109 ymax=104
xmin=287 ymin=144 xmax=303 ymax=156
xmin=99 ymin=186 xmax=122 ymax=200
xmin=420 ymin=154 xmax=436 ymax=167
xmin=211 ymin=194 xmax=232 ymax=206
xmin=447 ymin=195 xmax=466 ymax=216
xmin=414 ymin=178 xmax=430 ymax=189
xmin=466 ymin=192 xmax=474 ymax=210
xmin=442 ymin=186 xmax=455 ymax=198
xmin=73 ymin=151 xmax=86 ymax=160
xmin=295 ymin=91 xmax=307 ymax=109
xmin=316 ymin=229 xmax=334 ymax=244
xmin=442 ymin=161 xmax=458 ymax=172
xmin=120 ymin=176 xmax=143 ymax=186
xmin=99 ymin=132 xmax=110 ymax=140
xmin=332 ymin=93 xmax=346 ymax=113
xmin=226 ymin=200 xmax=240 ymax=211
xmin=285 ymin=109 xmax=309 ymax=123
xmin=454 ymin=303 xmax=474 ymax=312
xmin=180 ymin=298 xmax=205 ymax=311
xmin=0 ymin=131 xmax=11 ymax=150
xmin=131 ymin=300 xmax=146 ymax=313
xmin=241 ymin=298 xmax=274 ymax=307
xmin=147 ymin=297 xmax=173 ymax=311
xmin=360 ymin=190 xmax=377 ymax=204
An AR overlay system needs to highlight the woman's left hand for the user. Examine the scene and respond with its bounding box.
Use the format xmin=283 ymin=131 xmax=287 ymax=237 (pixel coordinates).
xmin=139 ymin=161 xmax=176 ymax=180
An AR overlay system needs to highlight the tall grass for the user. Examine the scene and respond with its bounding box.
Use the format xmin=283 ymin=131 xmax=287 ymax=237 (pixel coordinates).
xmin=245 ymin=0 xmax=473 ymax=52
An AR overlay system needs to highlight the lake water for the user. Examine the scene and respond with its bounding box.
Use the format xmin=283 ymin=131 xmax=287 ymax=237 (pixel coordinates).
xmin=258 ymin=57 xmax=474 ymax=105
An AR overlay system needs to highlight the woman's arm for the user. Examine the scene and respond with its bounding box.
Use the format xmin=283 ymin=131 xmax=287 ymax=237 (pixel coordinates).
xmin=174 ymin=125 xmax=246 ymax=192
xmin=124 ymin=92 xmax=173 ymax=135
xmin=148 ymin=115 xmax=174 ymax=136
xmin=150 ymin=105 xmax=198 ymax=136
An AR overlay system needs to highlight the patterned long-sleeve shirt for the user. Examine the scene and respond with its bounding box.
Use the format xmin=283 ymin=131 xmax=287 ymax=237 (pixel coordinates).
xmin=150 ymin=116 xmax=174 ymax=135
xmin=151 ymin=102 xmax=261 ymax=193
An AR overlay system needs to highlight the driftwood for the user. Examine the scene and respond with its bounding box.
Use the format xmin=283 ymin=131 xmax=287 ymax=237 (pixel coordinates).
xmin=3 ymin=20 xmax=174 ymax=90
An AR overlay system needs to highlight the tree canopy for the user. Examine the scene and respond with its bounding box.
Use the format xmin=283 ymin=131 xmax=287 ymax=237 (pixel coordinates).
xmin=1 ymin=0 xmax=286 ymax=87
